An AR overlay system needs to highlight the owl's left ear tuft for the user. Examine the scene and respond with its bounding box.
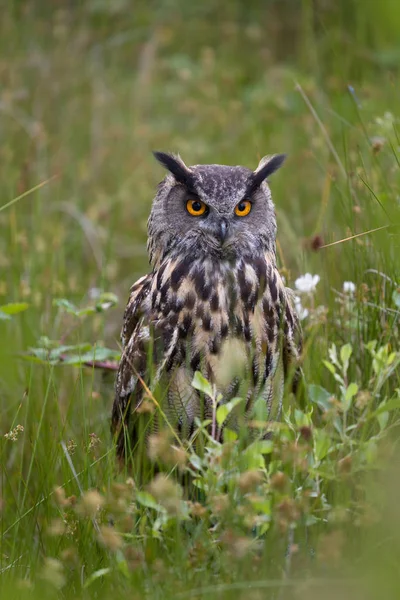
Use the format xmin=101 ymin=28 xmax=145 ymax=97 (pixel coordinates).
xmin=248 ymin=154 xmax=286 ymax=193
xmin=153 ymin=151 xmax=194 ymax=187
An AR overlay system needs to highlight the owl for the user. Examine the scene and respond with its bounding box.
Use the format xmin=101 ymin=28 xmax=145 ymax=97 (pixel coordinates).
xmin=111 ymin=152 xmax=302 ymax=460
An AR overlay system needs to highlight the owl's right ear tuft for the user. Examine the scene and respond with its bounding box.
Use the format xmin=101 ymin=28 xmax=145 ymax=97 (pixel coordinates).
xmin=248 ymin=154 xmax=286 ymax=194
xmin=153 ymin=151 xmax=194 ymax=187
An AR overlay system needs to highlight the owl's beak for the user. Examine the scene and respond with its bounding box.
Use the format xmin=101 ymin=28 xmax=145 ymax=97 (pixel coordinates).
xmin=218 ymin=219 xmax=229 ymax=243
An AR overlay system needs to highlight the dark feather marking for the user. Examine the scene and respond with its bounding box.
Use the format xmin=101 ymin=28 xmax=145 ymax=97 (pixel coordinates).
xmin=168 ymin=313 xmax=179 ymax=328
xmin=156 ymin=262 xmax=167 ymax=290
xmin=234 ymin=316 xmax=243 ymax=336
xmin=202 ymin=314 xmax=212 ymax=332
xmin=172 ymin=296 xmax=184 ymax=313
xmin=243 ymin=315 xmax=251 ymax=342
xmin=248 ymin=290 xmax=257 ymax=312
xmin=160 ymin=280 xmax=170 ymax=303
xmin=190 ymin=352 xmax=201 ymax=372
xmin=251 ymin=358 xmax=258 ymax=385
xmin=210 ymin=337 xmax=220 ymax=354
xmin=165 ymin=346 xmax=178 ymax=371
xmin=185 ymin=291 xmax=196 ymax=310
xmin=210 ymin=292 xmax=219 ymax=312
xmin=201 ymin=283 xmax=212 ymax=302
xmin=265 ymin=348 xmax=273 ymax=378
xmin=263 ymin=297 xmax=274 ymax=320
xmin=221 ymin=322 xmax=229 ymax=338
xmin=196 ymin=303 xmax=205 ymax=319
xmin=162 ymin=302 xmax=171 ymax=317
xmin=192 ymin=265 xmax=212 ymax=301
xmin=253 ymin=257 xmax=267 ymax=295
xmin=285 ymin=305 xmax=294 ymax=329
xmin=180 ymin=313 xmax=192 ymax=338
xmin=238 ymin=265 xmax=252 ymax=304
xmin=269 ymin=273 xmax=277 ymax=303
xmin=170 ymin=257 xmax=191 ymax=291
xmin=253 ymin=256 xmax=266 ymax=281
xmin=267 ymin=324 xmax=276 ymax=344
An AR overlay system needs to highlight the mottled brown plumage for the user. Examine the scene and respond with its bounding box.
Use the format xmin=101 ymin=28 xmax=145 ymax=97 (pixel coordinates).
xmin=112 ymin=152 xmax=301 ymax=459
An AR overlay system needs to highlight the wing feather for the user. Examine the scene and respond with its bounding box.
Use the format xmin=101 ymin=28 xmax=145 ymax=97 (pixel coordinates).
xmin=111 ymin=273 xmax=153 ymax=457
xmin=282 ymin=286 xmax=303 ymax=393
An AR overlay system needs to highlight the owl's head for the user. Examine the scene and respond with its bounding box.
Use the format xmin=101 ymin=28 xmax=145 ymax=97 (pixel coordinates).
xmin=147 ymin=152 xmax=286 ymax=267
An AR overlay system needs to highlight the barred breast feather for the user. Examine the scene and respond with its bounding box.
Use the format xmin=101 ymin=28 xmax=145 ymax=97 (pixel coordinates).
xmin=112 ymin=253 xmax=301 ymax=459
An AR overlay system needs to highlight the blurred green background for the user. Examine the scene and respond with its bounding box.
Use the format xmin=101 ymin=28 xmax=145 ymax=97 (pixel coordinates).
xmin=1 ymin=1 xmax=400 ymax=598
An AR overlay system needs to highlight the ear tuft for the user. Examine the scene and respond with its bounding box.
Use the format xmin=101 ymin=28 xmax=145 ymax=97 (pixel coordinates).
xmin=249 ymin=154 xmax=286 ymax=193
xmin=153 ymin=151 xmax=194 ymax=187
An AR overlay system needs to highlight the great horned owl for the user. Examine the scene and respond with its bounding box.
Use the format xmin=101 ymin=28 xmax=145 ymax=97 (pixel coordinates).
xmin=112 ymin=152 xmax=302 ymax=459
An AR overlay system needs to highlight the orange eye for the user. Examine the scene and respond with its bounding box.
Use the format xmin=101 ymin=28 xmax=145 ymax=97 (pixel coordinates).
xmin=235 ymin=200 xmax=252 ymax=217
xmin=186 ymin=199 xmax=207 ymax=216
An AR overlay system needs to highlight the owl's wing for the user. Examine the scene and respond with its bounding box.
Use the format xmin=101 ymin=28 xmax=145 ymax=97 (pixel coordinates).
xmin=282 ymin=287 xmax=303 ymax=394
xmin=111 ymin=273 xmax=153 ymax=455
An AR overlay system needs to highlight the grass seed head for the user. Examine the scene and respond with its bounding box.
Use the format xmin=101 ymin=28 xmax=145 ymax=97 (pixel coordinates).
xmin=189 ymin=501 xmax=208 ymax=518
xmin=209 ymin=494 xmax=230 ymax=515
xmin=148 ymin=474 xmax=183 ymax=514
xmin=270 ymin=471 xmax=289 ymax=492
xmin=4 ymin=424 xmax=24 ymax=441
xmin=77 ymin=489 xmax=104 ymax=517
xmin=148 ymin=431 xmax=173 ymax=462
xmin=66 ymin=439 xmax=77 ymax=455
xmin=87 ymin=432 xmax=101 ymax=454
xmin=41 ymin=558 xmax=65 ymax=589
xmin=136 ymin=399 xmax=155 ymax=414
xmin=99 ymin=525 xmax=123 ymax=551
xmin=47 ymin=518 xmax=66 ymax=536
xmin=238 ymin=469 xmax=264 ymax=492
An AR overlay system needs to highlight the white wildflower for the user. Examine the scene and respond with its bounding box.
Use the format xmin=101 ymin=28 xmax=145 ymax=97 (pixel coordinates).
xmin=88 ymin=287 xmax=101 ymax=300
xmin=294 ymin=273 xmax=320 ymax=293
xmin=294 ymin=296 xmax=309 ymax=321
xmin=343 ymin=281 xmax=356 ymax=294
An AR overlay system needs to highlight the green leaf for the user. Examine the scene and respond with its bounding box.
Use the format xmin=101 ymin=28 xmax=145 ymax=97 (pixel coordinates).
xmin=61 ymin=347 xmax=120 ymax=365
xmin=0 ymin=302 xmax=30 ymax=315
xmin=192 ymin=371 xmax=213 ymax=398
xmin=340 ymin=344 xmax=352 ymax=374
xmin=246 ymin=439 xmax=273 ymax=455
xmin=364 ymin=439 xmax=378 ymax=464
xmin=84 ymin=568 xmax=112 ymax=589
xmin=248 ymin=495 xmax=271 ymax=515
xmin=95 ymin=292 xmax=119 ymax=312
xmin=343 ymin=382 xmax=358 ymax=411
xmin=189 ymin=455 xmax=203 ymax=471
xmin=223 ymin=428 xmax=238 ymax=442
xmin=216 ymin=397 xmax=243 ymax=427
xmin=294 ymin=408 xmax=310 ymax=427
xmin=371 ymin=397 xmax=400 ymax=418
xmin=136 ymin=491 xmax=165 ymax=512
xmin=309 ymin=384 xmax=332 ymax=412
xmin=323 ymin=360 xmax=336 ymax=375
xmin=28 ymin=348 xmax=52 ymax=361
xmin=116 ymin=553 xmax=130 ymax=579
xmin=314 ymin=429 xmax=332 ymax=461
xmin=0 ymin=302 xmax=29 ymax=315
xmin=53 ymin=298 xmax=79 ymax=315
xmin=377 ymin=410 xmax=389 ymax=431
xmin=328 ymin=344 xmax=339 ymax=367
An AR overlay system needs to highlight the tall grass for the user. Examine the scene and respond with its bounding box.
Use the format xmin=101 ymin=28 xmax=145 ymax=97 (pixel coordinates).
xmin=1 ymin=2 xmax=400 ymax=598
